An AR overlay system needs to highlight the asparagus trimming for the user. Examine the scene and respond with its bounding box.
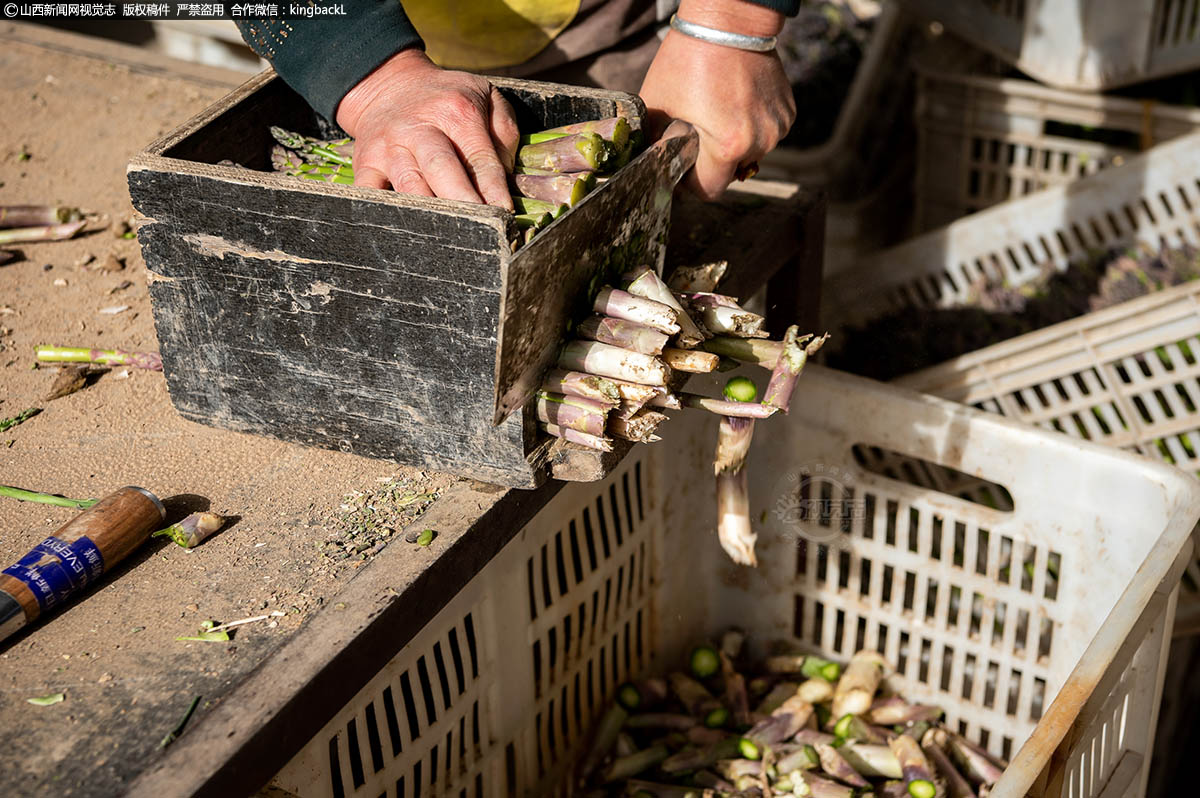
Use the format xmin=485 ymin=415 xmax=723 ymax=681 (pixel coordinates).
xmin=625 ymin=269 xmax=706 ymax=347
xmin=701 ymin=337 xmax=784 ymax=369
xmin=513 ymin=195 xmax=569 ymax=219
xmin=889 ymin=734 xmax=940 ymax=798
xmin=747 ymin=695 xmax=813 ymax=744
xmin=513 ymin=172 xmax=595 ymax=206
xmin=35 ymin=346 xmax=163 ymax=371
xmin=832 ymin=651 xmax=888 ymax=719
xmin=661 ymin=348 xmax=719 ymax=373
xmin=578 ymin=704 xmax=629 ymax=782
xmin=541 ymin=423 xmax=613 ymax=452
xmin=0 ymin=220 xmax=86 ymax=245
xmin=623 ymin=713 xmax=697 ymax=731
xmin=608 ymin=410 xmax=668 ymax=443
xmin=518 ymin=132 xmax=612 ymax=172
xmin=839 ymin=744 xmax=904 ymax=779
xmin=681 ymin=394 xmax=779 ymax=419
xmin=535 ymin=392 xmax=609 ymax=436
xmin=755 ymin=681 xmax=800 ymax=715
xmin=667 ymin=261 xmax=728 ymax=292
xmin=921 ymin=730 xmax=976 ymax=798
xmin=869 ymin=698 xmax=944 ymax=726
xmin=577 ymin=315 xmax=669 ymax=355
xmin=815 ymin=742 xmax=871 ymax=787
xmin=764 ymin=327 xmax=828 ymax=412
xmin=558 ymin=340 xmax=670 ymax=386
xmin=534 ymin=116 xmax=632 ymax=149
xmin=151 ymin=512 xmax=226 ymax=549
xmin=646 ymin=392 xmax=682 ymax=410
xmin=541 ymin=368 xmax=620 ymax=404
xmin=942 ymin=732 xmax=1003 ymax=787
xmin=593 ymin=288 xmax=681 ymax=335
xmin=602 ymin=745 xmax=670 ymax=782
xmin=0 ymin=205 xmax=82 ymax=228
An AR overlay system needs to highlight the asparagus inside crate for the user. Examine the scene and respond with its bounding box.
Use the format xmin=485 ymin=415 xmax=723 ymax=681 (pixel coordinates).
xmin=579 ymin=632 xmax=1006 ymax=798
xmin=266 ymin=115 xmax=640 ymax=249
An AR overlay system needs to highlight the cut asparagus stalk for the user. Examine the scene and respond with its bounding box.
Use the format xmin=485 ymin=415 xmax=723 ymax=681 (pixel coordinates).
xmin=541 ymin=423 xmax=613 ymax=452
xmin=763 ymin=654 xmax=841 ymax=681
xmin=594 ymin=288 xmax=681 ymax=335
xmin=682 ymin=394 xmax=779 ymax=420
xmin=625 ymin=269 xmax=706 ymax=347
xmin=616 ymin=676 xmax=669 ymax=710
xmin=296 ymin=171 xmax=355 ymax=185
xmin=614 ymin=401 xmax=648 ymax=421
xmin=720 ymin=628 xmax=745 ymax=658
xmin=513 ymin=172 xmax=595 ymax=206
xmin=687 ymin=300 xmax=768 ymax=339
xmin=578 ymin=704 xmax=628 ymax=781
xmin=601 ymin=744 xmax=669 ymax=782
xmin=693 ymin=770 xmax=736 ymax=791
xmin=840 ymin=743 xmax=904 ymax=779
xmin=647 ymin=392 xmax=682 ymax=410
xmin=534 ymin=116 xmax=632 ymax=149
xmin=514 ymin=165 xmax=594 ymax=177
xmin=878 ymin=781 xmax=913 ymax=798
xmin=605 ymin=379 xmax=667 ymax=403
xmin=720 ymin=651 xmax=753 ymax=727
xmin=667 ymin=672 xmax=723 ymax=719
xmin=764 ymin=327 xmax=828 ymax=412
xmin=832 ymin=651 xmax=889 ymax=719
xmin=608 ymin=410 xmax=668 ymax=443
xmin=796 ymin=678 xmax=834 ymax=703
xmin=794 ymin=729 xmax=837 ymax=746
xmin=269 ymin=126 xmax=354 ymax=166
xmin=0 ymin=205 xmax=82 ymax=228
xmin=746 ymin=695 xmax=813 ymax=744
xmin=623 ymin=780 xmax=718 ymax=798
xmin=834 ymin=714 xmax=894 ymax=745
xmin=151 ymin=512 xmax=226 ymax=549
xmin=535 ymin=392 xmax=609 ymax=436
xmin=799 ymin=771 xmax=861 ymax=798
xmin=943 ymin=731 xmax=1004 ymax=787
xmin=615 ymin=732 xmax=637 ymax=758
xmin=668 ymin=261 xmax=728 ymax=292
xmin=623 ymin=713 xmax=697 ymax=731
xmin=514 ymin=211 xmax=553 ymax=229
xmin=755 ymin=681 xmax=800 ymax=715
xmin=0 ymin=220 xmax=86 ymax=245
xmin=815 ymin=742 xmax=871 ymax=787
xmin=685 ymin=726 xmax=727 ymax=746
xmin=701 ymin=337 xmax=784 ymax=369
xmin=35 ymin=346 xmax=164 ymax=371
xmin=890 ymin=734 xmax=940 ymax=798
xmin=577 ymin=315 xmax=669 ymax=355
xmin=541 ymin=368 xmax=620 ymax=404
xmin=922 ymin=730 xmax=976 ymax=798
xmin=518 ymin=132 xmax=611 ymax=172
xmin=513 ymin=195 xmax=569 ymax=219
xmin=869 ymin=698 xmax=945 ymax=726
xmin=689 ymin=644 xmax=721 ymax=678
xmin=717 ymin=469 xmax=755 ymax=567
xmin=662 ymin=348 xmax=719 ymax=372
xmin=662 ymin=735 xmax=743 ymax=774
xmin=558 ymin=340 xmax=669 ymax=386
xmin=714 ymin=758 xmax=762 ymax=781
xmin=777 ymin=743 xmax=821 ymax=775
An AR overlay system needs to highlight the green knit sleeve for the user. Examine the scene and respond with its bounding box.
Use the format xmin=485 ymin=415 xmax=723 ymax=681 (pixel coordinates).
xmin=235 ymin=1 xmax=425 ymax=123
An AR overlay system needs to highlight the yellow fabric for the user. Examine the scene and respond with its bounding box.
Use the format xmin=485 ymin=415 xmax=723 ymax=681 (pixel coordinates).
xmin=404 ymin=0 xmax=582 ymax=70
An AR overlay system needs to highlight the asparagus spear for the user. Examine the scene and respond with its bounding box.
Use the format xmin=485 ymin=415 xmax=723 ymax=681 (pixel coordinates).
xmin=535 ymin=392 xmax=609 ymax=436
xmin=540 ymin=368 xmax=620 ymax=404
xmin=578 ymin=704 xmax=628 ymax=782
xmin=578 ymin=315 xmax=669 ymax=355
xmin=942 ymin=731 xmax=1004 ymax=788
xmin=701 ymin=337 xmax=784 ymax=369
xmin=533 ymin=117 xmax=632 ymax=149
xmin=777 ymin=743 xmax=821 ymax=775
xmin=269 ymin=126 xmax=354 ymax=166
xmin=662 ymin=735 xmax=745 ymax=774
xmin=0 ymin=220 xmax=86 ymax=245
xmin=513 ymin=172 xmax=595 ymax=206
xmin=746 ymin=695 xmax=813 ymax=744
xmin=815 ymin=742 xmax=870 ymax=787
xmin=558 ymin=341 xmax=670 ymax=386
xmin=0 ymin=485 xmax=97 ymax=509
xmin=608 ymin=410 xmax=668 ymax=443
xmin=602 ymin=745 xmax=670 ymax=782
xmin=513 ymin=195 xmax=569 ymax=219
xmin=868 ymin=698 xmax=944 ymax=726
xmin=763 ymin=327 xmax=828 ymax=412
xmin=680 ymin=294 xmax=768 ymax=338
xmin=832 ymin=651 xmax=889 ymax=719
xmin=668 ymin=261 xmax=728 ymax=292
xmin=755 ymin=681 xmax=800 ymax=715
xmin=35 ymin=346 xmax=163 ymax=371
xmin=662 ymin=348 xmax=719 ymax=373
xmin=0 ymin=407 xmax=41 ymax=433
xmin=921 ymin=730 xmax=976 ymax=798
xmin=593 ymin=288 xmax=681 ymax=335
xmin=890 ymin=734 xmax=940 ymax=798
xmin=794 ymin=729 xmax=837 ymax=746
xmin=796 ymin=678 xmax=834 ymax=703
xmin=541 ymin=423 xmax=614 ymax=452
xmin=625 ymin=269 xmax=706 ymax=348
xmin=682 ymin=394 xmax=779 ymax=419
xmin=646 ymin=392 xmax=682 ymax=410
xmin=840 ymin=743 xmax=904 ymax=779
xmin=152 ymin=512 xmax=226 ymax=549
xmin=515 ymin=211 xmax=553 ymax=229
xmin=833 ymin=714 xmax=894 ymax=745
xmin=518 ymin=132 xmax=612 ymax=172
xmin=0 ymin=205 xmax=82 ymax=228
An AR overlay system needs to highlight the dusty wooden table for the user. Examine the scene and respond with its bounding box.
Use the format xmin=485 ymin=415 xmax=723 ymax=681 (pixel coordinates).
xmin=0 ymin=22 xmax=823 ymax=798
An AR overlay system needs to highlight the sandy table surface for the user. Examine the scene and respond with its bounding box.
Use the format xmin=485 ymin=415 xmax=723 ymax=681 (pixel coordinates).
xmin=0 ymin=23 xmax=455 ymax=797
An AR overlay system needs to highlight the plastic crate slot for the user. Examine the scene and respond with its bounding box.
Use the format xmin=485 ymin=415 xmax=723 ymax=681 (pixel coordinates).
xmin=525 ymin=559 xmax=538 ymax=622
xmin=364 ymin=703 xmax=385 ymax=774
xmin=939 ymin=645 xmax=955 ymax=692
xmin=448 ymin=629 xmax=467 ymax=696
xmin=567 ymin=522 xmax=584 ymax=586
xmin=504 ymin=742 xmax=517 ymax=796
xmin=832 ymin=608 xmax=846 ymax=654
xmin=539 ymin=547 xmax=553 ymax=612
xmin=412 ymin=759 xmax=422 ymax=797
xmin=382 ymin=686 xmax=403 ymax=758
xmin=634 ymin=460 xmax=644 ymax=522
xmin=432 ymin=644 xmax=453 ymax=707
xmin=608 ymin=485 xmax=625 ymax=547
xmin=399 ymin=672 xmax=422 ymax=742
xmin=622 ymin=471 xmax=637 ymax=534
xmin=547 ymin=627 xmax=558 ymax=683
xmin=346 ymin=718 xmax=367 ymax=788
xmin=416 ymin=657 xmax=439 ymax=725
xmin=982 ymin=660 xmax=999 ymax=709
xmin=594 ymin=497 xmax=612 ymax=560
xmin=559 ymin=683 xmax=570 ymax=752
xmin=897 ymin=630 xmax=910 ymax=675
xmin=554 ymin=532 xmax=569 ymax=598
xmin=328 ymin=735 xmax=346 ymax=798
xmin=581 ymin=507 xmax=599 ymax=572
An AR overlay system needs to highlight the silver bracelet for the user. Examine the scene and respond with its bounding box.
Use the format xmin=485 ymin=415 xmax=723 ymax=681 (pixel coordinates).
xmin=669 ymin=14 xmax=778 ymax=52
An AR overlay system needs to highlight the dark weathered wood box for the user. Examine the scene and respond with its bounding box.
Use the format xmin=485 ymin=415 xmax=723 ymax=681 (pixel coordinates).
xmin=128 ymin=71 xmax=657 ymax=489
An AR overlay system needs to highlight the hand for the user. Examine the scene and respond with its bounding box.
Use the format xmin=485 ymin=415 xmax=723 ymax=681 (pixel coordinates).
xmin=639 ymin=0 xmax=796 ymax=200
xmin=335 ymin=48 xmax=521 ymax=209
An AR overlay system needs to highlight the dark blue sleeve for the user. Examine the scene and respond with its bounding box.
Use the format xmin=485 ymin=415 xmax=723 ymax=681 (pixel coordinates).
xmin=744 ymin=0 xmax=801 ymax=15
xmin=235 ymin=1 xmax=425 ymax=123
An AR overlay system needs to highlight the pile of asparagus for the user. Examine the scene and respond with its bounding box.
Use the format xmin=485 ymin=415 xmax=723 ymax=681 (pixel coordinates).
xmin=536 ymin=260 xmax=826 ymax=566
xmin=267 ymin=115 xmax=636 ymax=246
xmin=580 ymin=635 xmax=1007 ymax=798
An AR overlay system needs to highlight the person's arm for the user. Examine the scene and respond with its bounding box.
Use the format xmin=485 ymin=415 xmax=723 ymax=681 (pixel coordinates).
xmin=235 ymin=4 xmax=520 ymax=209
xmin=639 ymin=0 xmax=799 ymax=200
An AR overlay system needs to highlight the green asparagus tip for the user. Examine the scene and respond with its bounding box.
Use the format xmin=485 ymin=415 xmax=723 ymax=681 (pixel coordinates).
xmin=417 ymin=529 xmax=435 ymax=547
xmin=820 ymin=662 xmax=842 ymax=682
xmin=703 ymin=707 xmax=729 ymax=728
xmin=737 ymin=737 xmax=761 ymax=760
xmin=833 ymin=713 xmax=855 ymax=740
xmin=723 ymin=376 xmax=758 ymax=403
xmin=688 ymin=644 xmax=721 ymax=678
xmin=616 ymin=683 xmax=641 ymax=711
xmin=908 ymin=779 xmax=937 ymax=798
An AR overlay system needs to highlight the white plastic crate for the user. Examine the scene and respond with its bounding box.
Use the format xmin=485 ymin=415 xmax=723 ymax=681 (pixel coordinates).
xmin=897 ymin=0 xmax=1200 ymax=91
xmin=913 ymin=36 xmax=1200 ymax=231
xmin=266 ymin=365 xmax=1199 ymax=798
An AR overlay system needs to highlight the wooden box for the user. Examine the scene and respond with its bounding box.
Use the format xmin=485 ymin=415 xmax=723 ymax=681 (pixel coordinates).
xmin=127 ymin=71 xmax=652 ymax=489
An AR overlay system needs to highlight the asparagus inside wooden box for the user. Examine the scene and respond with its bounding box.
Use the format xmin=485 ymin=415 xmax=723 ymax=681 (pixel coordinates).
xmin=127 ymin=70 xmax=681 ymax=488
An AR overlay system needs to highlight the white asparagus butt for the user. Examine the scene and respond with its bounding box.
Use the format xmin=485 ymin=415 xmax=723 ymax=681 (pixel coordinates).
xmin=625 ymin=269 xmax=706 ymax=347
xmin=593 ymin=287 xmax=681 ymax=335
xmin=662 ymin=347 xmax=720 ymax=373
xmin=717 ymin=469 xmax=756 ymax=566
xmin=558 ymin=340 xmax=669 ymax=386
xmin=541 ymin=422 xmax=613 ymax=452
xmin=832 ymin=650 xmax=890 ymax=718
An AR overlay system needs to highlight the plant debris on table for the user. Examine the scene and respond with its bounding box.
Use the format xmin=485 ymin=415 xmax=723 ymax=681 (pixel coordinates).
xmin=318 ymin=478 xmax=438 ymax=563
xmin=831 ymin=244 xmax=1200 ymax=381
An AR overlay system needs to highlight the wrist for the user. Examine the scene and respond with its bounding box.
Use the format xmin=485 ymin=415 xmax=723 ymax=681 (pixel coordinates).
xmin=676 ymin=0 xmax=784 ymax=37
xmin=336 ymin=47 xmax=430 ymax=136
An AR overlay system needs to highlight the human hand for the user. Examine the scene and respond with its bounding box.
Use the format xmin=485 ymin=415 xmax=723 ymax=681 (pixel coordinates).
xmin=335 ymin=48 xmax=521 ymax=209
xmin=639 ymin=0 xmax=796 ymax=200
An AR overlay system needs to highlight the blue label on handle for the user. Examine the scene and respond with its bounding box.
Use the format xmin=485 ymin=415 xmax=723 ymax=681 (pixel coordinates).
xmin=2 ymin=536 xmax=105 ymax=613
